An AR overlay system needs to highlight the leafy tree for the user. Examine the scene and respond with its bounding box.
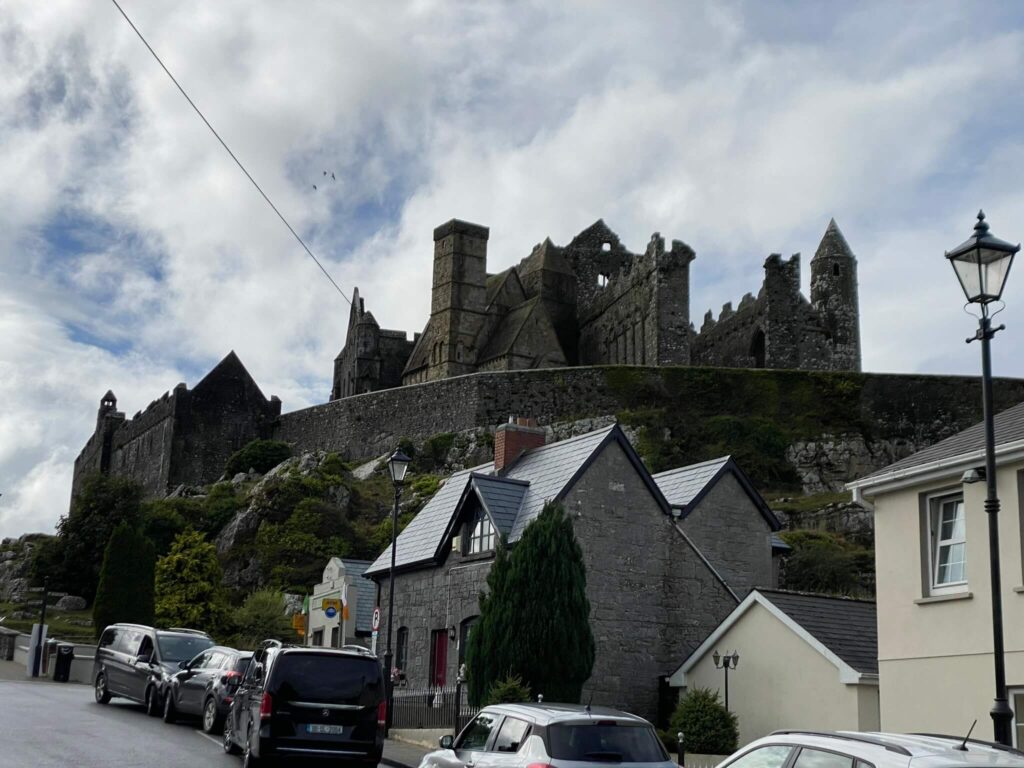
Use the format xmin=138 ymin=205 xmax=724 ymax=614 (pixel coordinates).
xmin=225 ymin=589 xmax=294 ymax=649
xmin=256 ymin=498 xmax=352 ymax=591
xmin=225 ymin=439 xmax=292 ymax=477
xmin=92 ymin=523 xmax=156 ymax=637
xmin=466 ymin=502 xmax=594 ymax=705
xmin=669 ymin=687 xmax=738 ymax=755
xmin=154 ymin=529 xmax=228 ymax=632
xmin=142 ymin=504 xmax=189 ymax=557
xmin=780 ymin=529 xmax=873 ymax=596
xmin=485 ymin=673 xmax=532 ymax=706
xmin=56 ymin=474 xmax=144 ymax=601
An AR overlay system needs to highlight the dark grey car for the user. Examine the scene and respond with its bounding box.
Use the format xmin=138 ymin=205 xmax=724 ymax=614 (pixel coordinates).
xmin=162 ymin=645 xmax=253 ymax=733
xmin=92 ymin=624 xmax=215 ymax=716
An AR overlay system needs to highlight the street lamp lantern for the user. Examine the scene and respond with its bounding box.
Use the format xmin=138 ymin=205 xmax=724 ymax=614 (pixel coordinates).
xmin=711 ymin=649 xmax=739 ymax=711
xmin=946 ymin=211 xmax=1018 ymax=746
xmin=388 ymin=449 xmax=412 ymax=485
xmin=946 ymin=211 xmax=1019 ymax=305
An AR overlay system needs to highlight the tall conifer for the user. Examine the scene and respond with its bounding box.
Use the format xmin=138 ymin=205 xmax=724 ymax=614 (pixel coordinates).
xmin=92 ymin=522 xmax=156 ymax=636
xmin=466 ymin=502 xmax=594 ymax=705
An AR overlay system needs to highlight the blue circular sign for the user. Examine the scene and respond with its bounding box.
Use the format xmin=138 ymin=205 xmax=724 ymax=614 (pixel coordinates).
xmin=325 ymin=606 xmax=338 ymax=619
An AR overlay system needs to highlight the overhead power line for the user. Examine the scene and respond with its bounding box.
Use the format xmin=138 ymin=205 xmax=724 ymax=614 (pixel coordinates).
xmin=110 ymin=0 xmax=351 ymax=305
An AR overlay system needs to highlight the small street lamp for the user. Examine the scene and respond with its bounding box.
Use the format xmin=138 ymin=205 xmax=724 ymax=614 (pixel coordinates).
xmin=946 ymin=210 xmax=1020 ymax=746
xmin=383 ymin=448 xmax=411 ymax=736
xmin=712 ymin=650 xmax=739 ymax=711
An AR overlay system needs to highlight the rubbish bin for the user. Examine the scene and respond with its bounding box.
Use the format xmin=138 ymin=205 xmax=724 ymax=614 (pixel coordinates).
xmin=53 ymin=643 xmax=74 ymax=683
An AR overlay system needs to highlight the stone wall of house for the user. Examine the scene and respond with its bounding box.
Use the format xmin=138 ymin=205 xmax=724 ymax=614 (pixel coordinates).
xmin=678 ymin=472 xmax=774 ymax=596
xmin=563 ymin=441 xmax=738 ymax=719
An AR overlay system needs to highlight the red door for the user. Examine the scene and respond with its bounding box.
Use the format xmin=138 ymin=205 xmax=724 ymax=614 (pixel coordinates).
xmin=430 ymin=629 xmax=448 ymax=687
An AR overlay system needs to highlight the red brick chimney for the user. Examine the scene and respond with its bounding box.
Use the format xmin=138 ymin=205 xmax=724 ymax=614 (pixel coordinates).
xmin=494 ymin=416 xmax=546 ymax=473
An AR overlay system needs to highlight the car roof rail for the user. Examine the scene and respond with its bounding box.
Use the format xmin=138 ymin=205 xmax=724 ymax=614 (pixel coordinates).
xmin=163 ymin=627 xmax=211 ymax=636
xmin=339 ymin=644 xmax=375 ymax=656
xmin=769 ymin=731 xmax=912 ymax=757
xmin=912 ymin=734 xmax=1024 ymax=757
xmin=259 ymin=639 xmax=284 ymax=649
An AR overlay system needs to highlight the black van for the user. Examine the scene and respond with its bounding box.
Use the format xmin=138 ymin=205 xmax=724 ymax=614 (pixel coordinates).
xmin=223 ymin=641 xmax=384 ymax=766
xmin=93 ymin=623 xmax=215 ymax=715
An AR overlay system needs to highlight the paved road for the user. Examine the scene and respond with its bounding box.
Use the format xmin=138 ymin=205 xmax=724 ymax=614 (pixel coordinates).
xmin=0 ymin=680 xmax=238 ymax=768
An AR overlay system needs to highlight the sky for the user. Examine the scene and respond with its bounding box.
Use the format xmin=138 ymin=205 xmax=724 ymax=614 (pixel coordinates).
xmin=4 ymin=0 xmax=1024 ymax=540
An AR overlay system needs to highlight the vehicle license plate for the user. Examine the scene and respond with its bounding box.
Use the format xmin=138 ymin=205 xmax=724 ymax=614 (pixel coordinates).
xmin=307 ymin=724 xmax=346 ymax=735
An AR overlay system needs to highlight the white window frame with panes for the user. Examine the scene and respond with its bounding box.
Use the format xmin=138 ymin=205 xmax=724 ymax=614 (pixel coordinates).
xmin=927 ymin=491 xmax=968 ymax=595
xmin=466 ymin=509 xmax=495 ymax=554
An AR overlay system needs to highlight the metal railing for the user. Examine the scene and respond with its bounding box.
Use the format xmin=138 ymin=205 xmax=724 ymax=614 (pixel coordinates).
xmin=390 ymin=682 xmax=479 ymax=731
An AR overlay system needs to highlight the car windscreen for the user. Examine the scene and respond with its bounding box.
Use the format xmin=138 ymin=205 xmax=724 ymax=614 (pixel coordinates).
xmin=156 ymin=634 xmax=215 ymax=664
xmin=547 ymin=722 xmax=669 ymax=763
xmin=271 ymin=653 xmax=383 ymax=705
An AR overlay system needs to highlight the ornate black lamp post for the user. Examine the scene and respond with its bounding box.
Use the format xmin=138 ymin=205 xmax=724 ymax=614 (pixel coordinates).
xmin=712 ymin=650 xmax=739 ymax=711
xmin=383 ymin=448 xmax=411 ymax=736
xmin=946 ymin=210 xmax=1020 ymax=746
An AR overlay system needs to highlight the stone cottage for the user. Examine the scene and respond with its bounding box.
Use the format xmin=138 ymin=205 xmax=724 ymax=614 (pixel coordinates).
xmin=363 ymin=418 xmax=784 ymax=720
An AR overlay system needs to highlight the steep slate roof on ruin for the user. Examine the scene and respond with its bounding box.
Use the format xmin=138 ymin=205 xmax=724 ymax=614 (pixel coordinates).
xmin=852 ymin=399 xmax=1024 ymax=488
xmin=364 ymin=424 xmax=669 ymax=576
xmin=653 ymin=456 xmax=781 ymax=531
xmin=477 ymin=297 xmax=565 ymax=364
xmin=340 ymin=558 xmax=375 ymax=633
xmin=485 ymin=268 xmax=526 ymax=308
xmin=519 ymin=238 xmax=573 ymax=275
xmin=812 ymin=218 xmax=855 ymax=261
xmin=192 ymin=350 xmax=267 ymax=400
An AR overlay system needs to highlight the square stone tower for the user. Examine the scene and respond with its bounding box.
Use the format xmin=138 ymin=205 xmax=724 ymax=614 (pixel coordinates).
xmin=429 ymin=219 xmax=489 ymax=379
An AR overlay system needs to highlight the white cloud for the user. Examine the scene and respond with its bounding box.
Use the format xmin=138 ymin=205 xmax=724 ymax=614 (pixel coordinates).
xmin=3 ymin=0 xmax=1024 ymax=538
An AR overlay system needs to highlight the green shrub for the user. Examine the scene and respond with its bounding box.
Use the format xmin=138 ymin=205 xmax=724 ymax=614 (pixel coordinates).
xmin=225 ymin=439 xmax=292 ymax=477
xmin=779 ymin=529 xmax=873 ymax=596
xmin=224 ymin=589 xmax=294 ymax=649
xmin=485 ymin=673 xmax=532 ymax=706
xmin=669 ymin=687 xmax=738 ymax=755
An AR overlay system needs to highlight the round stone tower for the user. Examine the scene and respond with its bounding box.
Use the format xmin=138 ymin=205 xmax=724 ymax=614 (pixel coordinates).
xmin=810 ymin=218 xmax=861 ymax=371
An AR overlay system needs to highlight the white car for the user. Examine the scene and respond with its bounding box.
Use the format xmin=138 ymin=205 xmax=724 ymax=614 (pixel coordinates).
xmin=716 ymin=731 xmax=1024 ymax=768
xmin=419 ymin=702 xmax=677 ymax=768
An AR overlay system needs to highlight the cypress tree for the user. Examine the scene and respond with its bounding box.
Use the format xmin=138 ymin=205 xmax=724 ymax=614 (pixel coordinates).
xmin=92 ymin=522 xmax=156 ymax=636
xmin=466 ymin=502 xmax=595 ymax=705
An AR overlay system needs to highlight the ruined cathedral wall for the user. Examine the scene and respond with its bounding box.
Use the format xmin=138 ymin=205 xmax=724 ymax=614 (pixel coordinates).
xmin=578 ymin=255 xmax=661 ymax=366
xmin=691 ymin=296 xmax=765 ymax=368
xmin=108 ymin=393 xmax=178 ymax=497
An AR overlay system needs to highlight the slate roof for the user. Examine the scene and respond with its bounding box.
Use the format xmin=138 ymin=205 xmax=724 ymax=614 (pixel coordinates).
xmin=340 ymin=558 xmax=375 ymax=633
xmin=478 ymin=297 xmax=552 ymax=363
xmin=759 ymin=589 xmax=877 ymax=674
xmin=653 ymin=456 xmax=731 ymax=507
xmin=853 ymin=400 xmax=1024 ymax=485
xmin=364 ymin=424 xmax=655 ymax=576
xmin=652 ymin=456 xmax=781 ymax=531
xmin=471 ymin=474 xmax=528 ymax=536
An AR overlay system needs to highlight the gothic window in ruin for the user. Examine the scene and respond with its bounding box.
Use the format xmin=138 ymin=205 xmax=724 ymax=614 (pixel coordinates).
xmin=750 ymin=328 xmax=766 ymax=368
xmin=456 ymin=342 xmax=464 ymax=362
xmin=602 ymin=242 xmax=611 ymax=252
xmin=597 ymin=273 xmax=608 ymax=288
xmin=833 ymin=264 xmax=841 ymax=276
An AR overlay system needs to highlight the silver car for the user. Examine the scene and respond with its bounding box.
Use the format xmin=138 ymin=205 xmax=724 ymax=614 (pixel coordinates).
xmin=418 ymin=703 xmax=676 ymax=768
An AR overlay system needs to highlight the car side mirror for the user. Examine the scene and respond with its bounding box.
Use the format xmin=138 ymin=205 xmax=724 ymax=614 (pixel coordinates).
xmin=178 ymin=660 xmax=189 ymax=670
xmin=440 ymin=735 xmax=454 ymax=750
xmin=220 ymin=674 xmax=228 ymax=685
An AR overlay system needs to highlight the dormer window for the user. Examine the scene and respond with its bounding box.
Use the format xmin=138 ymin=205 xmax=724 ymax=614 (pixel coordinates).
xmin=466 ymin=509 xmax=495 ymax=554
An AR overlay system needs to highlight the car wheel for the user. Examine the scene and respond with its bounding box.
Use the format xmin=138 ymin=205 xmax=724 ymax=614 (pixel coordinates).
xmin=242 ymin=720 xmax=268 ymax=767
xmin=162 ymin=689 xmax=177 ymax=723
xmin=222 ymin=717 xmax=240 ymax=755
xmin=202 ymin=696 xmax=223 ymax=734
xmin=94 ymin=673 xmax=111 ymax=705
xmin=144 ymin=686 xmax=161 ymax=717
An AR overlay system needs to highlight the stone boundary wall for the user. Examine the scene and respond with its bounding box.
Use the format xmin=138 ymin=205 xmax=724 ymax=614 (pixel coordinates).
xmin=274 ymin=365 xmax=1024 ymax=475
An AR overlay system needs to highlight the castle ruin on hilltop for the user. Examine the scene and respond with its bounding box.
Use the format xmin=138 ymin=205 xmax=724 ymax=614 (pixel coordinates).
xmin=330 ymin=217 xmax=860 ymax=399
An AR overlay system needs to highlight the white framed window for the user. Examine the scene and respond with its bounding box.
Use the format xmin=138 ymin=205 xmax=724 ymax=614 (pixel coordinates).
xmin=928 ymin=493 xmax=967 ymax=593
xmin=466 ymin=510 xmax=495 ymax=554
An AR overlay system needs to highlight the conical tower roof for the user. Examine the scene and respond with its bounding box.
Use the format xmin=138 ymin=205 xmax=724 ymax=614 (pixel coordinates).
xmin=813 ymin=218 xmax=855 ymax=261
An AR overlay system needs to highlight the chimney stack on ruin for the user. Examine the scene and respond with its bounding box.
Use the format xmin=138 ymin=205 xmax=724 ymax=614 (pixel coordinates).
xmin=494 ymin=416 xmax=546 ymax=473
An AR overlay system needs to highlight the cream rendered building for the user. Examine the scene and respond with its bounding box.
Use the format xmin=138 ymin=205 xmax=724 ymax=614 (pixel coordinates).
xmin=306 ymin=557 xmax=373 ymax=648
xmin=849 ymin=401 xmax=1024 ymax=745
xmin=669 ymin=589 xmax=879 ymax=746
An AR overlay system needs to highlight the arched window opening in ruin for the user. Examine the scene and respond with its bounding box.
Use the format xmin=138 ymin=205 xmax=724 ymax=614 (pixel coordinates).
xmin=750 ymin=328 xmax=766 ymax=368
xmin=602 ymin=242 xmax=611 ymax=252
xmin=597 ymin=273 xmax=608 ymax=288
xmin=456 ymin=342 xmax=464 ymax=362
xmin=833 ymin=264 xmax=841 ymax=276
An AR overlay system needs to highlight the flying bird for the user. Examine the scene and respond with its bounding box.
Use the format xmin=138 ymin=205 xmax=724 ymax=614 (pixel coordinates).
xmin=323 ymin=171 xmax=327 ymax=176
xmin=313 ymin=184 xmax=317 ymax=190
xmin=331 ymin=173 xmax=336 ymax=180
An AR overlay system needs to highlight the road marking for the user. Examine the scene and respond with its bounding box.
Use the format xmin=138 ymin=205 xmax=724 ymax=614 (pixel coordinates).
xmin=196 ymin=730 xmax=222 ymax=746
